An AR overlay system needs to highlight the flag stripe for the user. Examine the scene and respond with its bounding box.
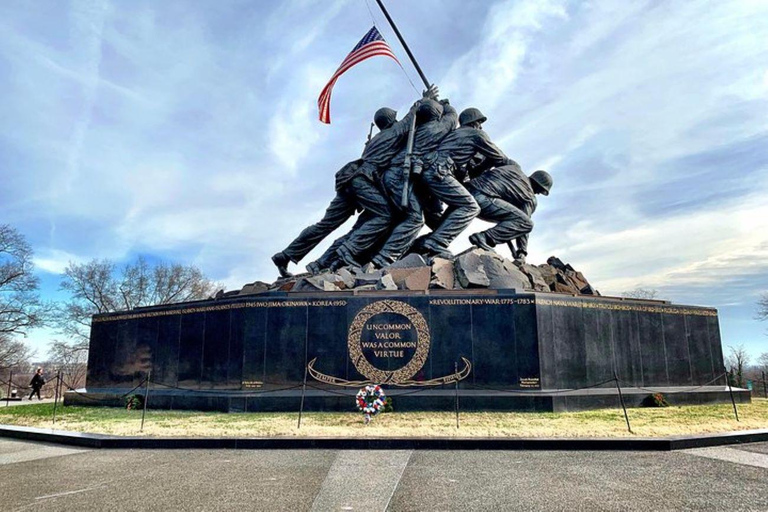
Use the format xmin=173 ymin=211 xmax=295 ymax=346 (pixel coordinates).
xmin=318 ymin=47 xmax=398 ymax=122
xmin=318 ymin=46 xmax=397 ymax=103
xmin=317 ymin=27 xmax=399 ymax=124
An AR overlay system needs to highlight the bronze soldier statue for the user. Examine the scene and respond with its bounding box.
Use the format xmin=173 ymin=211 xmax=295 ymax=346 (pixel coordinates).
xmin=272 ymin=87 xmax=437 ymax=277
xmin=369 ymin=97 xmax=458 ymax=268
xmin=467 ymin=164 xmax=553 ymax=263
xmin=411 ymin=107 xmax=513 ymax=259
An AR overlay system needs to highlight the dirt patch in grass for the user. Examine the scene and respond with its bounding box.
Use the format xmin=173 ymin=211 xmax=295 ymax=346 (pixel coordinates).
xmin=0 ymin=400 xmax=766 ymax=438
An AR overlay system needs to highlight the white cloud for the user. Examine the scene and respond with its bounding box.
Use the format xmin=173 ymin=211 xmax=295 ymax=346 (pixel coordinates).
xmin=440 ymin=0 xmax=568 ymax=109
xmin=34 ymin=249 xmax=86 ymax=274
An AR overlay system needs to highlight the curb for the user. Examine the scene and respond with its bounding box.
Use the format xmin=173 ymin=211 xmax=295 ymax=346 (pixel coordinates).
xmin=2 ymin=424 xmax=768 ymax=451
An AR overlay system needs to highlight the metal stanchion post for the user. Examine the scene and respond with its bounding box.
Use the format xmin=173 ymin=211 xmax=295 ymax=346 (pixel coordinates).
xmin=52 ymin=369 xmax=62 ymax=425
xmin=297 ymin=364 xmax=308 ymax=429
xmin=454 ymin=362 xmax=460 ymax=429
xmin=5 ymin=371 xmax=11 ymax=406
xmin=613 ymin=371 xmax=632 ymax=433
xmin=725 ymin=368 xmax=739 ymax=422
xmin=140 ymin=370 xmax=151 ymax=432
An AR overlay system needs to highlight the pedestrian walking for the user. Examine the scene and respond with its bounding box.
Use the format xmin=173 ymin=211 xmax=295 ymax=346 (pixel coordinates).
xmin=28 ymin=367 xmax=45 ymax=400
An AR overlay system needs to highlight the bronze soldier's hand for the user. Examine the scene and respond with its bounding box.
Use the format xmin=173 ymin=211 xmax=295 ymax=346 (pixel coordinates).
xmin=423 ymin=84 xmax=439 ymax=100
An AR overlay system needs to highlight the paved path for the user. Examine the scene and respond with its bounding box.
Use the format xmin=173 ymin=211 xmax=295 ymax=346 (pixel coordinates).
xmin=1 ymin=398 xmax=55 ymax=408
xmin=1 ymin=439 xmax=768 ymax=511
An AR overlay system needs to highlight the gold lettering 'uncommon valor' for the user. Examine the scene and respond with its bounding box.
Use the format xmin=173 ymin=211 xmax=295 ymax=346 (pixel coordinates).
xmin=375 ymin=331 xmax=402 ymax=339
xmin=348 ymin=299 xmax=430 ymax=384
xmin=366 ymin=323 xmax=412 ymax=330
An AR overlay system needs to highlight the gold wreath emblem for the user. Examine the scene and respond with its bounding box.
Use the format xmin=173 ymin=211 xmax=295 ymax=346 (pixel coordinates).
xmin=307 ymin=299 xmax=472 ymax=387
xmin=347 ymin=299 xmax=429 ymax=383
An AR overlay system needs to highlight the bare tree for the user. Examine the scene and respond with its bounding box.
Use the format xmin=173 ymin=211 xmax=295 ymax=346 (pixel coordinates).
xmin=758 ymin=292 xmax=768 ymax=322
xmin=0 ymin=224 xmax=49 ymax=337
xmin=0 ymin=333 xmax=33 ymax=372
xmin=621 ymin=288 xmax=659 ymax=300
xmin=757 ymin=353 xmax=768 ymax=373
xmin=0 ymin=225 xmax=47 ymax=383
xmin=47 ymin=340 xmax=88 ymax=389
xmin=726 ymin=345 xmax=750 ymax=388
xmin=58 ymin=256 xmax=218 ymax=348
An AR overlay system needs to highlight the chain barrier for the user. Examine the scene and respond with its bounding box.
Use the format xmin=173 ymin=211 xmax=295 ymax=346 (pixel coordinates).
xmin=149 ymin=380 xmax=305 ymax=395
xmin=58 ymin=376 xmax=148 ymax=404
xmin=617 ymin=372 xmax=729 ymax=396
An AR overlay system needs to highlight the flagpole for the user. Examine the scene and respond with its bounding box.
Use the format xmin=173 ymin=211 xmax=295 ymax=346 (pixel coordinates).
xmin=374 ymin=0 xmax=431 ymax=89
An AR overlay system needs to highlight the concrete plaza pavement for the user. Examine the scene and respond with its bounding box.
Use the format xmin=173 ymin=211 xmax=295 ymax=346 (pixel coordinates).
xmin=1 ymin=438 xmax=768 ymax=511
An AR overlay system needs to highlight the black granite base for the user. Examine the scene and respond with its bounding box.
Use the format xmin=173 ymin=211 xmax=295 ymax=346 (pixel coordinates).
xmin=79 ymin=289 xmax=742 ymax=413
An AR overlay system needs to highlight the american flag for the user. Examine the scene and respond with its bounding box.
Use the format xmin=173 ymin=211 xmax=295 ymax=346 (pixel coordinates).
xmin=318 ymin=26 xmax=399 ymax=124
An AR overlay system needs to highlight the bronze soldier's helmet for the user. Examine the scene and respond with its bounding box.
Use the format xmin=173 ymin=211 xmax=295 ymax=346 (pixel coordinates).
xmin=416 ymin=99 xmax=443 ymax=124
xmin=374 ymin=107 xmax=397 ymax=130
xmin=529 ymin=170 xmax=553 ymax=196
xmin=459 ymin=107 xmax=487 ymax=126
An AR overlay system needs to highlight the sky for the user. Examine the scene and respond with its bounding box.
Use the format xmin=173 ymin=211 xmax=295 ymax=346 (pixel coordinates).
xmin=1 ymin=0 xmax=767 ymax=361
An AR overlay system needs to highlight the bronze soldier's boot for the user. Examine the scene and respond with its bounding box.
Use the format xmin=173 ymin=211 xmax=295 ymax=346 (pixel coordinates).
xmin=335 ymin=244 xmax=362 ymax=270
xmin=305 ymin=261 xmax=323 ymax=275
xmin=419 ymin=240 xmax=454 ymax=260
xmin=271 ymin=252 xmax=293 ymax=278
xmin=370 ymin=254 xmax=392 ymax=270
xmin=469 ymin=232 xmax=495 ymax=252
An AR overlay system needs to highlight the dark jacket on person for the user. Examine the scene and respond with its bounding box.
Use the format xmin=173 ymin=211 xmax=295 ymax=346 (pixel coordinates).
xmin=30 ymin=373 xmax=45 ymax=389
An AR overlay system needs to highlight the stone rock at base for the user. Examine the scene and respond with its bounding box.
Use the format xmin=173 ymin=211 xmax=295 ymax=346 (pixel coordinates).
xmin=354 ymin=269 xmax=383 ymax=288
xmin=403 ymin=266 xmax=431 ymax=290
xmin=387 ymin=253 xmax=427 ymax=269
xmin=565 ymin=270 xmax=589 ymax=291
xmin=277 ymin=280 xmax=297 ymax=292
xmin=455 ymin=249 xmax=529 ymax=290
xmin=239 ymin=281 xmax=270 ymax=295
xmin=262 ymin=252 xmax=599 ymax=297
xmin=336 ymin=268 xmax=356 ymax=289
xmin=323 ymin=280 xmax=340 ymax=292
xmin=518 ymin=264 xmax=549 ymax=292
xmin=214 ymin=289 xmax=240 ymax=299
xmin=454 ymin=249 xmax=491 ymax=288
xmin=554 ymin=282 xmax=576 ymax=294
xmin=377 ymin=273 xmax=398 ymax=291
xmin=387 ymin=267 xmax=417 ymax=287
xmin=487 ymin=257 xmax=529 ymax=290
xmin=291 ymin=277 xmax=322 ymax=292
xmin=546 ymin=256 xmax=567 ymax=272
xmin=306 ymin=273 xmax=342 ymax=291
xmin=430 ymin=257 xmax=455 ymax=289
xmin=536 ymin=265 xmax=558 ymax=289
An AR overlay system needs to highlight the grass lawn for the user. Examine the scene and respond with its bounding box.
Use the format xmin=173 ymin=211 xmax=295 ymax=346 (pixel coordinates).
xmin=0 ymin=399 xmax=766 ymax=438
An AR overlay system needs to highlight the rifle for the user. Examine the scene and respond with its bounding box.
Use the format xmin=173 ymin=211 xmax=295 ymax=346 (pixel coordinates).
xmin=401 ymin=113 xmax=417 ymax=208
xmin=361 ymin=122 xmax=375 ymax=157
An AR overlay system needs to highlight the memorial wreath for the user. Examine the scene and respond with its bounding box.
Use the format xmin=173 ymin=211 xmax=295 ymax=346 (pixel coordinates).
xmin=356 ymin=384 xmax=386 ymax=423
